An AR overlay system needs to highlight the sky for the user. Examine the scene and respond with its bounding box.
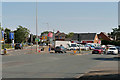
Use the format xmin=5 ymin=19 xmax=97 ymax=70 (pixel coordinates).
xmin=2 ymin=2 xmax=118 ymax=35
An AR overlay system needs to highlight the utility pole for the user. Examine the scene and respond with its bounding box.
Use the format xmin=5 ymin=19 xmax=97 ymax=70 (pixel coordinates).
xmin=53 ymin=29 xmax=55 ymax=49
xmin=30 ymin=34 xmax=33 ymax=51
xmin=0 ymin=30 xmax=1 ymax=55
xmin=36 ymin=0 xmax=38 ymax=52
xmin=78 ymin=34 xmax=81 ymax=53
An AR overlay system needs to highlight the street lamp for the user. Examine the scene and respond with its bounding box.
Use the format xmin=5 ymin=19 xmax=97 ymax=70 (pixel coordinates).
xmin=36 ymin=0 xmax=38 ymax=52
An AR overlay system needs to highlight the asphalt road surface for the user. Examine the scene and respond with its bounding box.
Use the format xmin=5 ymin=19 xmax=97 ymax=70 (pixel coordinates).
xmin=2 ymin=49 xmax=116 ymax=78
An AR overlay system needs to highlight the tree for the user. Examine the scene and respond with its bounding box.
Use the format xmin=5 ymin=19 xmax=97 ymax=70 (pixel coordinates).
xmin=0 ymin=23 xmax=4 ymax=31
xmin=14 ymin=25 xmax=30 ymax=43
xmin=109 ymin=25 xmax=120 ymax=41
xmin=41 ymin=31 xmax=49 ymax=35
xmin=66 ymin=32 xmax=74 ymax=38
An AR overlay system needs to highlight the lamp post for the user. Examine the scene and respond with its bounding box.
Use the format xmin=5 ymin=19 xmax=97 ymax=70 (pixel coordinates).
xmin=36 ymin=0 xmax=38 ymax=52
xmin=0 ymin=29 xmax=2 ymax=54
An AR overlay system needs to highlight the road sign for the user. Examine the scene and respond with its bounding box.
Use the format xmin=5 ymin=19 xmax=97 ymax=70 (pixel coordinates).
xmin=2 ymin=31 xmax=4 ymax=38
xmin=48 ymin=32 xmax=53 ymax=38
xmin=35 ymin=38 xmax=40 ymax=42
xmin=42 ymin=36 xmax=47 ymax=40
xmin=9 ymin=32 xmax=14 ymax=40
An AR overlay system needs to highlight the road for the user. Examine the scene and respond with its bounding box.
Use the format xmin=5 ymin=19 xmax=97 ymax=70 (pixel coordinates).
xmin=2 ymin=48 xmax=117 ymax=78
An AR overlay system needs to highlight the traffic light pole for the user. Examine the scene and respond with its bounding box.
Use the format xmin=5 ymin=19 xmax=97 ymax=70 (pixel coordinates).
xmin=3 ymin=33 xmax=7 ymax=54
xmin=53 ymin=29 xmax=55 ymax=49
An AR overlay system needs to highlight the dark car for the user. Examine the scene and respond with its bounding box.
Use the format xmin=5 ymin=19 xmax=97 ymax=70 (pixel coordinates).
xmin=15 ymin=43 xmax=23 ymax=49
xmin=92 ymin=47 xmax=105 ymax=54
xmin=55 ymin=46 xmax=67 ymax=53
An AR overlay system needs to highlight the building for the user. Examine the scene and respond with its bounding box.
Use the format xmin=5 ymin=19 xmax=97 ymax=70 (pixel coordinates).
xmin=55 ymin=31 xmax=66 ymax=41
xmin=72 ymin=33 xmax=99 ymax=43
xmin=98 ymin=32 xmax=113 ymax=41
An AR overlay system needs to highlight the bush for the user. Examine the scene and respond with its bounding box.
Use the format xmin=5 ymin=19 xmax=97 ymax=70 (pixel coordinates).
xmin=101 ymin=40 xmax=120 ymax=46
xmin=2 ymin=44 xmax=12 ymax=49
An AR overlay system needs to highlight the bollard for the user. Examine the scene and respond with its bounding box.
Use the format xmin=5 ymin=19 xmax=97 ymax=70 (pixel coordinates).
xmin=49 ymin=48 xmax=51 ymax=53
xmin=73 ymin=49 xmax=76 ymax=54
xmin=38 ymin=46 xmax=41 ymax=53
xmin=4 ymin=48 xmax=7 ymax=55
xmin=38 ymin=50 xmax=40 ymax=52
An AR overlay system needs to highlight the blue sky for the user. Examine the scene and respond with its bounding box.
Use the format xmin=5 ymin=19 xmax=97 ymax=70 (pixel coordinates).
xmin=2 ymin=2 xmax=118 ymax=35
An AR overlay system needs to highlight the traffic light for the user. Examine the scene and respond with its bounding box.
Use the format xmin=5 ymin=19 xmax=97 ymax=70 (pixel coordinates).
xmin=4 ymin=33 xmax=7 ymax=40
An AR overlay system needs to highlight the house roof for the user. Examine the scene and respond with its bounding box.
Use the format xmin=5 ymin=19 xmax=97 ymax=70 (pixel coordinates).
xmin=72 ymin=33 xmax=97 ymax=41
xmin=98 ymin=32 xmax=113 ymax=41
xmin=55 ymin=31 xmax=66 ymax=37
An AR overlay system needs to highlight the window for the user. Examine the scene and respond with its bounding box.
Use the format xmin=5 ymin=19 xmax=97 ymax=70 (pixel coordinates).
xmin=60 ymin=36 xmax=62 ymax=39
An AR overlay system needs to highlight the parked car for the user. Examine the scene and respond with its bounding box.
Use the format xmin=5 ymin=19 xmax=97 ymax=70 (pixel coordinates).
xmin=77 ymin=44 xmax=89 ymax=51
xmin=92 ymin=47 xmax=105 ymax=54
xmin=90 ymin=45 xmax=95 ymax=50
xmin=28 ymin=43 xmax=33 ymax=46
xmin=101 ymin=47 xmax=106 ymax=54
xmin=55 ymin=46 xmax=67 ymax=53
xmin=107 ymin=47 xmax=118 ymax=55
xmin=116 ymin=46 xmax=120 ymax=54
xmin=69 ymin=43 xmax=78 ymax=50
xmin=107 ymin=45 xmax=115 ymax=49
xmin=15 ymin=43 xmax=23 ymax=49
xmin=84 ymin=45 xmax=90 ymax=50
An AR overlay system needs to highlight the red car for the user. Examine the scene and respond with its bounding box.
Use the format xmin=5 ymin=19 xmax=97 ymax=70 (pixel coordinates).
xmin=92 ymin=47 xmax=104 ymax=54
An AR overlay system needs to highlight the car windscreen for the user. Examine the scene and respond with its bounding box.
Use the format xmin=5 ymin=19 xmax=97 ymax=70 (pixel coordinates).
xmin=71 ymin=44 xmax=77 ymax=47
xmin=109 ymin=48 xmax=116 ymax=50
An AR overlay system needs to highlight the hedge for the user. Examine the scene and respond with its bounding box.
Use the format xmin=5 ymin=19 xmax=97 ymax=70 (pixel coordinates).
xmin=2 ymin=44 xmax=12 ymax=49
xmin=101 ymin=40 xmax=120 ymax=46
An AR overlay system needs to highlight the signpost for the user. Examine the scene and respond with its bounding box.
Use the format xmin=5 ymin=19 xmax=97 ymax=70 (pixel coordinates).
xmin=9 ymin=32 xmax=14 ymax=48
xmin=78 ymin=34 xmax=81 ymax=53
xmin=35 ymin=38 xmax=40 ymax=42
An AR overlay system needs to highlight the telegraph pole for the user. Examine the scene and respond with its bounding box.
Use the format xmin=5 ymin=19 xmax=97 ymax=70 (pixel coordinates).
xmin=53 ymin=29 xmax=55 ymax=48
xmin=0 ymin=29 xmax=1 ymax=55
xmin=36 ymin=0 xmax=38 ymax=52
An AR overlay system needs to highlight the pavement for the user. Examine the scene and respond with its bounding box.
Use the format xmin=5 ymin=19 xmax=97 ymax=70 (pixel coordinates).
xmin=78 ymin=56 xmax=120 ymax=80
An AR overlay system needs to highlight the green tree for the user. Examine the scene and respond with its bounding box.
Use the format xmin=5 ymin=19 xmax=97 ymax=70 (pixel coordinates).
xmin=66 ymin=32 xmax=74 ymax=38
xmin=0 ymin=23 xmax=4 ymax=31
xmin=41 ymin=31 xmax=52 ymax=36
xmin=14 ymin=25 xmax=30 ymax=43
xmin=110 ymin=25 xmax=120 ymax=40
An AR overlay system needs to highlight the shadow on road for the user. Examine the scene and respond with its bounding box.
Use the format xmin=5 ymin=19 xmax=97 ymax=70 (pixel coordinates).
xmin=79 ymin=74 xmax=120 ymax=80
xmin=92 ymin=57 xmax=120 ymax=61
